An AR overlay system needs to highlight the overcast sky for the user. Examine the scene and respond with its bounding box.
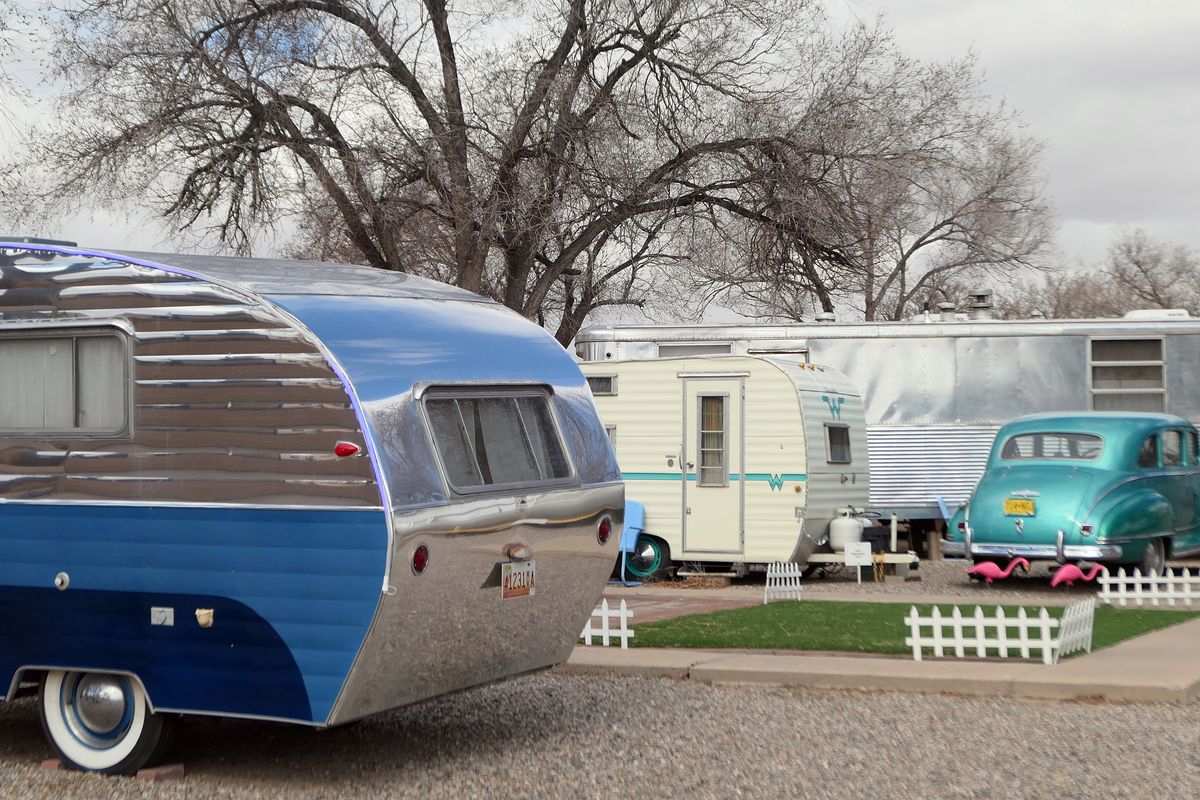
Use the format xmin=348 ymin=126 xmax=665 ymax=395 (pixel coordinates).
xmin=839 ymin=0 xmax=1200 ymax=265
xmin=4 ymin=0 xmax=1198 ymax=267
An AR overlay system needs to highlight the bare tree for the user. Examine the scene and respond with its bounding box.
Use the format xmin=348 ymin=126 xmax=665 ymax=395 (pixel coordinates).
xmin=994 ymin=231 xmax=1200 ymax=320
xmin=689 ymin=30 xmax=1054 ymax=322
xmin=19 ymin=0 xmax=853 ymax=341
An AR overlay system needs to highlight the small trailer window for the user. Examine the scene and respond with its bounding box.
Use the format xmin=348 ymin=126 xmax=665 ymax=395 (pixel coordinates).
xmin=0 ymin=331 xmax=127 ymax=434
xmin=697 ymin=395 xmax=727 ymax=486
xmin=825 ymin=423 xmax=851 ymax=464
xmin=425 ymin=393 xmax=572 ymax=492
xmin=587 ymin=375 xmax=617 ymax=396
xmin=659 ymin=342 xmax=732 ymax=358
xmin=1090 ymin=338 xmax=1165 ymax=412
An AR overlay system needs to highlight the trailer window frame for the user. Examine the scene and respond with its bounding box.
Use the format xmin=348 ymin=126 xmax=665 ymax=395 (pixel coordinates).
xmin=696 ymin=392 xmax=729 ymax=487
xmin=586 ymin=374 xmax=618 ymax=396
xmin=420 ymin=386 xmax=577 ymax=496
xmin=0 ymin=325 xmax=132 ymax=438
xmin=824 ymin=422 xmax=852 ymax=464
xmin=1089 ymin=336 xmax=1166 ymax=413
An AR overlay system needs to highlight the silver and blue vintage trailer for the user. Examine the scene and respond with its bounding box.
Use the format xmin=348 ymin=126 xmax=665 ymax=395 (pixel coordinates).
xmin=0 ymin=239 xmax=622 ymax=773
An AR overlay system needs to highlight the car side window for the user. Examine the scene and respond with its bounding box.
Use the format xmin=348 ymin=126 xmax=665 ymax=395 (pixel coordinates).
xmin=1137 ymin=435 xmax=1159 ymax=469
xmin=1163 ymin=430 xmax=1183 ymax=468
xmin=1192 ymin=431 xmax=1200 ymax=467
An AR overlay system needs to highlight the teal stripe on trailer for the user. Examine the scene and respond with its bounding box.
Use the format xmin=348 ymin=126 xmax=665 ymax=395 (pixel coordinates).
xmin=621 ymin=472 xmax=808 ymax=482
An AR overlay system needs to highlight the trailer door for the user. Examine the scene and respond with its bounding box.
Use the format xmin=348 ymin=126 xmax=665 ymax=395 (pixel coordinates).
xmin=681 ymin=375 xmax=745 ymax=553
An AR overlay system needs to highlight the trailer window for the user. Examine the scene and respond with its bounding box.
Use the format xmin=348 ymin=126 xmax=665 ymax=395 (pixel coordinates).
xmin=697 ymin=395 xmax=727 ymax=486
xmin=586 ymin=375 xmax=617 ymax=396
xmin=1090 ymin=338 xmax=1165 ymax=412
xmin=825 ymin=423 xmax=851 ymax=464
xmin=425 ymin=394 xmax=571 ymax=491
xmin=660 ymin=342 xmax=732 ymax=358
xmin=1000 ymin=433 xmax=1103 ymax=461
xmin=0 ymin=332 xmax=127 ymax=434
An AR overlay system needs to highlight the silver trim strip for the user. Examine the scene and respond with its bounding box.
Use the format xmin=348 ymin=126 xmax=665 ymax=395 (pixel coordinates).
xmin=0 ymin=498 xmax=383 ymax=511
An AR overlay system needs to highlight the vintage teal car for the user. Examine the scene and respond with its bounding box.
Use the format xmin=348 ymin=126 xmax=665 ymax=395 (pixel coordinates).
xmin=943 ymin=412 xmax=1200 ymax=573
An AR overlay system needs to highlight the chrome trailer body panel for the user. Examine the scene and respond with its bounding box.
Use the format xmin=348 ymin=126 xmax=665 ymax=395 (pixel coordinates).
xmin=330 ymin=482 xmax=623 ymax=724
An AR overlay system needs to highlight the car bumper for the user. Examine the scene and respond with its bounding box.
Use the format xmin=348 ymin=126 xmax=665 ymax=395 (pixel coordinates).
xmin=941 ymin=528 xmax=1123 ymax=562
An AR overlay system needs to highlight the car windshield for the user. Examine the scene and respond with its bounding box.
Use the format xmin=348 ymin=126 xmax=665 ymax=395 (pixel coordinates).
xmin=1000 ymin=432 xmax=1104 ymax=461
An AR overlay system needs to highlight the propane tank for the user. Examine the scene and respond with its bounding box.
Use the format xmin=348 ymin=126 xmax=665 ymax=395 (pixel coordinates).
xmin=829 ymin=508 xmax=864 ymax=552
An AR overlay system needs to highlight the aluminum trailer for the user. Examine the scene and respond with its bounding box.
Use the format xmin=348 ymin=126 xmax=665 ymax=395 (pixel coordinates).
xmin=0 ymin=239 xmax=622 ymax=773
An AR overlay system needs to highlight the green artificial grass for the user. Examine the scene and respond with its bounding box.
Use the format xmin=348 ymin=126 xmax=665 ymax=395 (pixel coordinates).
xmin=631 ymin=600 xmax=1199 ymax=657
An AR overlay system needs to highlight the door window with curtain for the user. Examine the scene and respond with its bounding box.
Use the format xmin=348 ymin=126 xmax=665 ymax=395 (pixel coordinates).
xmin=698 ymin=395 xmax=727 ymax=486
xmin=0 ymin=331 xmax=127 ymax=434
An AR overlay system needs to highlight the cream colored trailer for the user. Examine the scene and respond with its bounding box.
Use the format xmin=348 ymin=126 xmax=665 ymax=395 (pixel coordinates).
xmin=583 ymin=356 xmax=868 ymax=575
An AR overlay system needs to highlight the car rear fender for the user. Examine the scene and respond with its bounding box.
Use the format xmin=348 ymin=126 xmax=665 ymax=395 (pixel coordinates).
xmin=1088 ymin=486 xmax=1173 ymax=541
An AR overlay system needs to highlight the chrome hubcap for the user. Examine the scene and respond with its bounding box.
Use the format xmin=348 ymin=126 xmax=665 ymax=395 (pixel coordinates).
xmin=62 ymin=673 xmax=134 ymax=748
xmin=75 ymin=676 xmax=127 ymax=734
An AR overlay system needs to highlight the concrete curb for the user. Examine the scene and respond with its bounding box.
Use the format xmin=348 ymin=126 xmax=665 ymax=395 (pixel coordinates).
xmin=563 ymin=617 xmax=1200 ymax=704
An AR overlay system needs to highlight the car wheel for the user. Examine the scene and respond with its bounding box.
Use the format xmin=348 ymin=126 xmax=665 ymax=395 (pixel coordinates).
xmin=39 ymin=670 xmax=174 ymax=774
xmin=1140 ymin=537 xmax=1166 ymax=577
xmin=626 ymin=534 xmax=670 ymax=580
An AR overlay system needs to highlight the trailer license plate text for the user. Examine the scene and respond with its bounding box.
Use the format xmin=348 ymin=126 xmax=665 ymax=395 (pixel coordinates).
xmin=1004 ymin=498 xmax=1035 ymax=516
xmin=501 ymin=560 xmax=536 ymax=599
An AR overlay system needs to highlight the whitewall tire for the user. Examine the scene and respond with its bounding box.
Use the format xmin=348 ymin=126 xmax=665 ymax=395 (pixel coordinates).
xmin=38 ymin=670 xmax=173 ymax=774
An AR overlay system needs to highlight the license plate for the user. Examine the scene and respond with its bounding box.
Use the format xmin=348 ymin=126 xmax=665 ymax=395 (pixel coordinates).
xmin=501 ymin=560 xmax=536 ymax=599
xmin=1004 ymin=498 xmax=1036 ymax=516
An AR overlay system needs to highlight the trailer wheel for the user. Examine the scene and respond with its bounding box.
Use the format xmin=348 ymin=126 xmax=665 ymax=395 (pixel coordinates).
xmin=39 ymin=670 xmax=174 ymax=774
xmin=626 ymin=535 xmax=670 ymax=579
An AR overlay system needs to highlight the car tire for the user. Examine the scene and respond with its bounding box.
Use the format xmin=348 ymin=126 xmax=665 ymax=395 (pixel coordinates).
xmin=39 ymin=670 xmax=174 ymax=775
xmin=1140 ymin=537 xmax=1166 ymax=577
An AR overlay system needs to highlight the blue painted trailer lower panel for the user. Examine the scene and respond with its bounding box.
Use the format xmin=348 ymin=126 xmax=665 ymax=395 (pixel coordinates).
xmin=0 ymin=504 xmax=388 ymax=724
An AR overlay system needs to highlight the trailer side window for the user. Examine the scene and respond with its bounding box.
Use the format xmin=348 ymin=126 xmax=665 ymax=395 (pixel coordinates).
xmin=0 ymin=332 xmax=127 ymax=434
xmin=586 ymin=375 xmax=617 ymax=396
xmin=425 ymin=394 xmax=572 ymax=492
xmin=697 ymin=395 xmax=727 ymax=486
xmin=825 ymin=423 xmax=851 ymax=464
xmin=1091 ymin=338 xmax=1165 ymax=412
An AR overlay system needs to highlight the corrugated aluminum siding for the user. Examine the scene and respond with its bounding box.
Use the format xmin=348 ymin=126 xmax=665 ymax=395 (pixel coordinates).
xmin=867 ymin=425 xmax=1000 ymax=511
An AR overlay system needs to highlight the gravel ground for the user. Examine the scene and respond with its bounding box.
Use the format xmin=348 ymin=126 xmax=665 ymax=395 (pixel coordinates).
xmin=2 ymin=674 xmax=1197 ymax=800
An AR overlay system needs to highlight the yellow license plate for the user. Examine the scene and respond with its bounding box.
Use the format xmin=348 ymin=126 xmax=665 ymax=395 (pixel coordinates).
xmin=501 ymin=560 xmax=536 ymax=599
xmin=1004 ymin=498 xmax=1036 ymax=516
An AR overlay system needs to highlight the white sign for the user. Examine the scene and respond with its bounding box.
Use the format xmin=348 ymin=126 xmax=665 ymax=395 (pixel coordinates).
xmin=843 ymin=542 xmax=873 ymax=567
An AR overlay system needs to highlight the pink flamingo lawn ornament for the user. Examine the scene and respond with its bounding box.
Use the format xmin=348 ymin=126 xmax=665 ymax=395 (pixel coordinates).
xmin=1051 ymin=563 xmax=1107 ymax=587
xmin=966 ymin=557 xmax=1031 ymax=585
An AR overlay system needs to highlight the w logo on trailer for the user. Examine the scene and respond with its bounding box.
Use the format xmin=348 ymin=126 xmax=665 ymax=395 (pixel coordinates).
xmin=765 ymin=474 xmax=786 ymax=491
xmin=821 ymin=395 xmax=845 ymax=419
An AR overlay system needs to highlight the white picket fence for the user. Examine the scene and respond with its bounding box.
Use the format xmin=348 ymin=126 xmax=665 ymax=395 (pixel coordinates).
xmin=905 ymin=598 xmax=1095 ymax=665
xmin=763 ymin=562 xmax=804 ymax=604
xmin=1097 ymin=567 xmax=1200 ymax=607
xmin=580 ymin=599 xmax=635 ymax=649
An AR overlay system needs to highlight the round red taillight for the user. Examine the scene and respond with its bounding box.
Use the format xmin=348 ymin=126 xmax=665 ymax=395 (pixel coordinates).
xmin=597 ymin=518 xmax=612 ymax=545
xmin=334 ymin=441 xmax=360 ymax=458
xmin=412 ymin=545 xmax=429 ymax=574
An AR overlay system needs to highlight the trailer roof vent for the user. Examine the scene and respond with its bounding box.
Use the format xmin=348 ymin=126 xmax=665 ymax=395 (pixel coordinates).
xmin=1030 ymin=310 xmax=1046 ymax=319
xmin=967 ymin=289 xmax=994 ymax=320
xmin=938 ymin=302 xmax=957 ymax=322
xmin=814 ymin=312 xmax=836 ymax=324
